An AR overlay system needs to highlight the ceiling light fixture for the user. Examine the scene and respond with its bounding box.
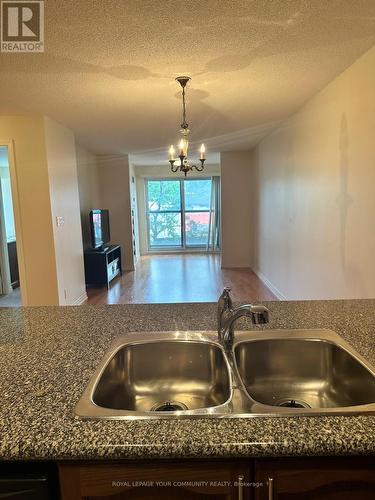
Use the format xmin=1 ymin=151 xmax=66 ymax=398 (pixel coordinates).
xmin=168 ymin=76 xmax=206 ymax=176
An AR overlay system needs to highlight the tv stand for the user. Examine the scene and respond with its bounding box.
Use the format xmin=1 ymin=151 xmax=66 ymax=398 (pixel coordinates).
xmin=84 ymin=245 xmax=122 ymax=289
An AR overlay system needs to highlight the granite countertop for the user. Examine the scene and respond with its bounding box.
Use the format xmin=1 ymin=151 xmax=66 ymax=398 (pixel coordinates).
xmin=1 ymin=300 xmax=375 ymax=461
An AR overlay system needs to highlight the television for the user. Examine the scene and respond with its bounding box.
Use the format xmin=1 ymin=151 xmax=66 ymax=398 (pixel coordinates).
xmin=89 ymin=209 xmax=110 ymax=249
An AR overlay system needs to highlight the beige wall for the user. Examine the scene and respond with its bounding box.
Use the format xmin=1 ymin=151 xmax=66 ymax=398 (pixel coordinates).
xmin=133 ymin=164 xmax=221 ymax=179
xmin=0 ymin=114 xmax=59 ymax=305
xmin=250 ymin=44 xmax=375 ymax=300
xmin=220 ymin=152 xmax=252 ymax=268
xmin=97 ymin=155 xmax=134 ymax=270
xmin=76 ymin=149 xmax=134 ymax=271
xmin=44 ymin=117 xmax=87 ymax=305
xmin=76 ymin=144 xmax=101 ymax=249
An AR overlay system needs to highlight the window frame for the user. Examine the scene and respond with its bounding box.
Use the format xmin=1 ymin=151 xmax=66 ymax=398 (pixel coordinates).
xmin=145 ymin=177 xmax=213 ymax=251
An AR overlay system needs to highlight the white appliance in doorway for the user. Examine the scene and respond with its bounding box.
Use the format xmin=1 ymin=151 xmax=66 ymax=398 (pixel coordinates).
xmin=0 ymin=146 xmax=17 ymax=297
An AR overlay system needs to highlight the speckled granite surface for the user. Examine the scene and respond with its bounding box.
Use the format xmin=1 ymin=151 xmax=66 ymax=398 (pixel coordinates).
xmin=1 ymin=300 xmax=375 ymax=461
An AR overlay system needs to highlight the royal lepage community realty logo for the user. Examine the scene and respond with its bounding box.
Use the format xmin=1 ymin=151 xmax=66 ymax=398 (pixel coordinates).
xmin=1 ymin=0 xmax=44 ymax=52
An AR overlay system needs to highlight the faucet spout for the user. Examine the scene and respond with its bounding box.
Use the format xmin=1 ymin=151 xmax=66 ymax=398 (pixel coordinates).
xmin=217 ymin=288 xmax=269 ymax=351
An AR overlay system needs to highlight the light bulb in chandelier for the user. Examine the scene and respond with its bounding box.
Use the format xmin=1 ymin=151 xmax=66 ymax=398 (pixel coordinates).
xmin=178 ymin=139 xmax=184 ymax=157
xmin=169 ymin=145 xmax=176 ymax=161
xmin=178 ymin=137 xmax=189 ymax=157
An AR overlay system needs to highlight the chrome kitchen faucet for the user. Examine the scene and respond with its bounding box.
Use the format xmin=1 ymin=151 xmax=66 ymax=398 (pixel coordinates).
xmin=217 ymin=287 xmax=269 ymax=351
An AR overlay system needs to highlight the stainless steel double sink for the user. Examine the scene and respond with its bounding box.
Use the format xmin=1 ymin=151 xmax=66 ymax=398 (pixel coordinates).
xmin=75 ymin=329 xmax=375 ymax=419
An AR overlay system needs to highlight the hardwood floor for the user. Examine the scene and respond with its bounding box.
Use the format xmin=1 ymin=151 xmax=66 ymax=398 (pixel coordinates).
xmin=86 ymin=254 xmax=277 ymax=305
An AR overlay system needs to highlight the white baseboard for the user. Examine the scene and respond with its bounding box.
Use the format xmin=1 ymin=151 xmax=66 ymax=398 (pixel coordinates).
xmin=252 ymin=268 xmax=287 ymax=301
xmin=70 ymin=291 xmax=88 ymax=306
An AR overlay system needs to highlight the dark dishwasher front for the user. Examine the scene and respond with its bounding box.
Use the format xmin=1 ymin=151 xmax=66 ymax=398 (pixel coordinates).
xmin=0 ymin=463 xmax=58 ymax=500
xmin=0 ymin=475 xmax=49 ymax=499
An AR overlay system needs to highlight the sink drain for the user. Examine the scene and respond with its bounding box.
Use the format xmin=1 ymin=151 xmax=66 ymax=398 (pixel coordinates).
xmin=277 ymin=398 xmax=311 ymax=409
xmin=150 ymin=401 xmax=188 ymax=412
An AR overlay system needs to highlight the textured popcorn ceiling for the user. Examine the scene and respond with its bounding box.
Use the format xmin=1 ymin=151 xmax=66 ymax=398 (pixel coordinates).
xmin=1 ymin=0 xmax=375 ymax=164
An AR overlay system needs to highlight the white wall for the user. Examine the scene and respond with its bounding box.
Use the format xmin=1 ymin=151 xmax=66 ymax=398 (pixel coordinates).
xmin=250 ymin=44 xmax=375 ymax=300
xmin=97 ymin=154 xmax=134 ymax=270
xmin=220 ymin=152 xmax=252 ymax=268
xmin=76 ymin=144 xmax=101 ymax=249
xmin=44 ymin=117 xmax=87 ymax=305
xmin=0 ymin=114 xmax=59 ymax=305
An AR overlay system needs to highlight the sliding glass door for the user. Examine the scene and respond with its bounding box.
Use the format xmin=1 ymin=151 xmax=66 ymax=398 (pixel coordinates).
xmin=146 ymin=178 xmax=215 ymax=250
xmin=146 ymin=180 xmax=182 ymax=248
xmin=184 ymin=179 xmax=211 ymax=247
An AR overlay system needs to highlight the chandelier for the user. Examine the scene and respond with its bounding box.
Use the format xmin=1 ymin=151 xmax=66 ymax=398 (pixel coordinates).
xmin=168 ymin=76 xmax=206 ymax=176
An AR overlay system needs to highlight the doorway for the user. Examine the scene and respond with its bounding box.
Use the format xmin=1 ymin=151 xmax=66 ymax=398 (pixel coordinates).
xmin=0 ymin=146 xmax=21 ymax=307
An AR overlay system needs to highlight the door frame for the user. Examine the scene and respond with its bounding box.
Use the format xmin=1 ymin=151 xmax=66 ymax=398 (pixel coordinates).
xmin=0 ymin=140 xmax=28 ymax=305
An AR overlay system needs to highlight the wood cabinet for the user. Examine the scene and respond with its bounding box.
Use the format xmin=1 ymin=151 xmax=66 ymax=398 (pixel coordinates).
xmin=59 ymin=457 xmax=375 ymax=500
xmin=59 ymin=461 xmax=251 ymax=500
xmin=254 ymin=457 xmax=375 ymax=500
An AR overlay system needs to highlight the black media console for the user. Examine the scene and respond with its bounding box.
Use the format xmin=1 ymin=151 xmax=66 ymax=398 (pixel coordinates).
xmin=84 ymin=245 xmax=122 ymax=289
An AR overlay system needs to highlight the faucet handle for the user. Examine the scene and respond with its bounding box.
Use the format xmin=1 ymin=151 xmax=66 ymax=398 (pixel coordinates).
xmin=217 ymin=287 xmax=233 ymax=338
xmin=250 ymin=304 xmax=269 ymax=325
xmin=219 ymin=287 xmax=233 ymax=309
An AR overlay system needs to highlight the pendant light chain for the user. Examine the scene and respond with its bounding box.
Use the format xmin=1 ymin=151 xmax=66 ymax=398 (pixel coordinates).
xmin=181 ymin=86 xmax=188 ymax=130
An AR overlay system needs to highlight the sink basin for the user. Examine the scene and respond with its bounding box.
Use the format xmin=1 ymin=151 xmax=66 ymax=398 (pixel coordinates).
xmin=93 ymin=340 xmax=231 ymax=412
xmin=76 ymin=333 xmax=232 ymax=418
xmin=235 ymin=337 xmax=375 ymax=410
xmin=76 ymin=329 xmax=375 ymax=419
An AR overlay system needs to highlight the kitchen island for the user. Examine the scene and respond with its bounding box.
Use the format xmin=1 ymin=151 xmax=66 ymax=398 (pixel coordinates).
xmin=1 ymin=301 xmax=375 ymax=498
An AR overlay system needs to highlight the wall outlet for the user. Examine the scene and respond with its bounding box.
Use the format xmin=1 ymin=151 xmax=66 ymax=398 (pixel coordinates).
xmin=56 ymin=216 xmax=65 ymax=227
xmin=64 ymin=289 xmax=68 ymax=300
